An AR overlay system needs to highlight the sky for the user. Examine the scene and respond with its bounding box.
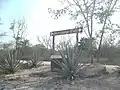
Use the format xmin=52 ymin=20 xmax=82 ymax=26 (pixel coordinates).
xmin=0 ymin=0 xmax=77 ymax=45
xmin=0 ymin=0 xmax=120 ymax=45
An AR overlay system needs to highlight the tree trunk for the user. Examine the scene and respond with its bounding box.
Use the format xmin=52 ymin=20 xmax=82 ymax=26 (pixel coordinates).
xmin=90 ymin=37 xmax=93 ymax=63
xmin=96 ymin=50 xmax=100 ymax=62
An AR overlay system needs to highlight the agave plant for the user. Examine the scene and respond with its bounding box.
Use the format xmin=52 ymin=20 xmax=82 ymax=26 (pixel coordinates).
xmin=0 ymin=50 xmax=20 ymax=74
xmin=30 ymin=52 xmax=42 ymax=68
xmin=53 ymin=46 xmax=84 ymax=80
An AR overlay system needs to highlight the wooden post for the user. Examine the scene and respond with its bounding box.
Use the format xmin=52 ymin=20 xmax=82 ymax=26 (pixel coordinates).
xmin=52 ymin=35 xmax=55 ymax=55
xmin=50 ymin=27 xmax=83 ymax=72
xmin=76 ymin=30 xmax=79 ymax=48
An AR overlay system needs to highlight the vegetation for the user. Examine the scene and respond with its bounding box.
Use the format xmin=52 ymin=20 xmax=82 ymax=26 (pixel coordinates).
xmin=0 ymin=0 xmax=120 ymax=79
xmin=30 ymin=52 xmax=41 ymax=68
xmin=0 ymin=19 xmax=49 ymax=73
xmin=0 ymin=50 xmax=20 ymax=74
xmin=53 ymin=47 xmax=82 ymax=80
xmin=48 ymin=0 xmax=120 ymax=63
xmin=53 ymin=40 xmax=86 ymax=80
xmin=1 ymin=1 xmax=120 ymax=90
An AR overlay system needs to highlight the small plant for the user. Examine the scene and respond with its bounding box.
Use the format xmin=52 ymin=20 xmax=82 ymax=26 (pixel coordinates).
xmin=53 ymin=46 xmax=84 ymax=80
xmin=30 ymin=52 xmax=41 ymax=68
xmin=0 ymin=50 xmax=20 ymax=74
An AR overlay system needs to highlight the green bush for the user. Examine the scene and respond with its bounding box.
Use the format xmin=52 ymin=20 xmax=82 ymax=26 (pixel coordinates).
xmin=0 ymin=50 xmax=20 ymax=74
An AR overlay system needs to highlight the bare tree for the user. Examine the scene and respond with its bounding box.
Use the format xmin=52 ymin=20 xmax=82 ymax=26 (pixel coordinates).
xmin=37 ymin=36 xmax=52 ymax=49
xmin=9 ymin=18 xmax=27 ymax=59
xmin=56 ymin=36 xmax=74 ymax=51
xmin=37 ymin=36 xmax=53 ymax=59
xmin=48 ymin=0 xmax=120 ymax=63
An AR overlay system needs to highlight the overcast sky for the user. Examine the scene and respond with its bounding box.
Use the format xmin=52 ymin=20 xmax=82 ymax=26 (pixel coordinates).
xmin=0 ymin=0 xmax=120 ymax=45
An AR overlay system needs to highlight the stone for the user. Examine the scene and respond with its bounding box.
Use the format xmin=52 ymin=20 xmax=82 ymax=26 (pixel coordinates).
xmin=78 ymin=63 xmax=106 ymax=77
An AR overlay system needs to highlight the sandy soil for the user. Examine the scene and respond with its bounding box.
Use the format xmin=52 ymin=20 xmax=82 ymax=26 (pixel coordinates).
xmin=0 ymin=64 xmax=120 ymax=90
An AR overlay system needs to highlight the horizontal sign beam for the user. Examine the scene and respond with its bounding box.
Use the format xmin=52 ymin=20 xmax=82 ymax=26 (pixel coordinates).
xmin=50 ymin=27 xmax=82 ymax=36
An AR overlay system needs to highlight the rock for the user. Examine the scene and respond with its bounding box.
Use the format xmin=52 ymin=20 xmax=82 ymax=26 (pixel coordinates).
xmin=79 ymin=63 xmax=106 ymax=77
xmin=70 ymin=81 xmax=75 ymax=85
xmin=41 ymin=61 xmax=51 ymax=66
xmin=103 ymin=65 xmax=120 ymax=74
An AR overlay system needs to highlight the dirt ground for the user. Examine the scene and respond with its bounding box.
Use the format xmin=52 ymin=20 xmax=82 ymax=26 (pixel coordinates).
xmin=0 ymin=64 xmax=120 ymax=90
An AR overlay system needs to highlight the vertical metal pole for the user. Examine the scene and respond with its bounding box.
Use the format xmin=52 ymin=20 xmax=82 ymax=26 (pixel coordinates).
xmin=52 ymin=35 xmax=55 ymax=55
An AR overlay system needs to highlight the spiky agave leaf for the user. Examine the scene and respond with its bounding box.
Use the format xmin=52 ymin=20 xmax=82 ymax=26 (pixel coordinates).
xmin=53 ymin=59 xmax=72 ymax=78
xmin=0 ymin=50 xmax=20 ymax=74
xmin=53 ymin=46 xmax=83 ymax=80
xmin=30 ymin=52 xmax=40 ymax=68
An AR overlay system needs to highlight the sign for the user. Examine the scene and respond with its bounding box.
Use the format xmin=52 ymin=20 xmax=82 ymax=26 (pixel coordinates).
xmin=50 ymin=27 xmax=81 ymax=36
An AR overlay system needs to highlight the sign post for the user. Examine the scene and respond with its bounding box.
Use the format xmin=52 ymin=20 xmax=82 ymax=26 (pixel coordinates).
xmin=52 ymin=35 xmax=55 ymax=55
xmin=50 ymin=27 xmax=83 ymax=55
xmin=50 ymin=27 xmax=83 ymax=71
